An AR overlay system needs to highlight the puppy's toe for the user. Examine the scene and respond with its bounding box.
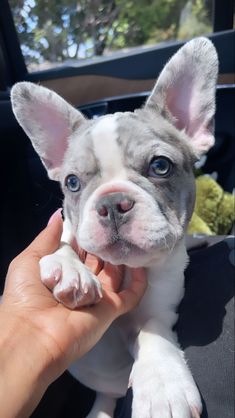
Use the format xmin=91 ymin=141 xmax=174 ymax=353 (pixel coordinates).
xmin=76 ymin=271 xmax=103 ymax=307
xmin=54 ymin=284 xmax=79 ymax=309
xmin=40 ymin=255 xmax=62 ymax=289
xmin=191 ymin=407 xmax=201 ymax=418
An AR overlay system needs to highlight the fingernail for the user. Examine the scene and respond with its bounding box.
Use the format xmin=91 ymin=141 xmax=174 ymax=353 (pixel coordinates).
xmin=48 ymin=208 xmax=63 ymax=225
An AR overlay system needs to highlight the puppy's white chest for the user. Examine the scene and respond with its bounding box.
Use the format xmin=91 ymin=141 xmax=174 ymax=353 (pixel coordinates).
xmin=118 ymin=243 xmax=188 ymax=347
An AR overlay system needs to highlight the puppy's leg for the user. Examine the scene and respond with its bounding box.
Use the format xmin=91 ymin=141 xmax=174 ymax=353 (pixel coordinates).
xmin=40 ymin=217 xmax=102 ymax=309
xmin=130 ymin=319 xmax=202 ymax=418
xmin=86 ymin=393 xmax=116 ymax=418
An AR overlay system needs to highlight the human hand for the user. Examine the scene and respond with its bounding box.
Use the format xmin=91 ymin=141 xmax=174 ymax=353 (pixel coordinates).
xmin=1 ymin=209 xmax=147 ymax=383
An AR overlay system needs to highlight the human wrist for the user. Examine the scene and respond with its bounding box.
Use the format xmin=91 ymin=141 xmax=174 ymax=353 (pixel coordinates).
xmin=0 ymin=309 xmax=56 ymax=418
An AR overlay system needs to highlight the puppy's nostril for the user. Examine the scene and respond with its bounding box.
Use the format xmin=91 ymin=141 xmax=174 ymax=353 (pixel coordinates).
xmin=96 ymin=194 xmax=135 ymax=218
xmin=117 ymin=199 xmax=135 ymax=213
xmin=97 ymin=205 xmax=109 ymax=217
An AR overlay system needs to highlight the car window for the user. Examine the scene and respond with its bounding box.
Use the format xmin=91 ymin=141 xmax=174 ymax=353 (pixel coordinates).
xmin=9 ymin=0 xmax=213 ymax=73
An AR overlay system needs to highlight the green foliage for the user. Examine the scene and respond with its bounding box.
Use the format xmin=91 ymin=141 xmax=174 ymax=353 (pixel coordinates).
xmin=188 ymin=176 xmax=235 ymax=235
xmin=9 ymin=0 xmax=212 ymax=70
xmin=178 ymin=0 xmax=211 ymax=39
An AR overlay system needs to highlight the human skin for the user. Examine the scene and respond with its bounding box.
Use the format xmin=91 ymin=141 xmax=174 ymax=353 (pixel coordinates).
xmin=0 ymin=210 xmax=147 ymax=418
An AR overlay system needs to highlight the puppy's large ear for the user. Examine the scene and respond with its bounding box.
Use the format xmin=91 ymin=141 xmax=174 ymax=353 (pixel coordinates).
xmin=11 ymin=82 xmax=86 ymax=180
xmin=146 ymin=37 xmax=218 ymax=157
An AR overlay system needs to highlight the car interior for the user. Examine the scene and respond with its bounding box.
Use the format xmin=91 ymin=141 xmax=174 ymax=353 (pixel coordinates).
xmin=0 ymin=0 xmax=234 ymax=417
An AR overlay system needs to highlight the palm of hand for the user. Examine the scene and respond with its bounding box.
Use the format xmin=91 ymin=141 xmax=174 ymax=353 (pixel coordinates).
xmin=1 ymin=214 xmax=146 ymax=379
xmin=3 ymin=249 xmax=124 ymax=368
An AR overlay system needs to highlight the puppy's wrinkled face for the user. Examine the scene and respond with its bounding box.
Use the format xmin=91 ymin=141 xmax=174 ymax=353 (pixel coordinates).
xmin=61 ymin=110 xmax=195 ymax=267
xmin=11 ymin=37 xmax=218 ymax=267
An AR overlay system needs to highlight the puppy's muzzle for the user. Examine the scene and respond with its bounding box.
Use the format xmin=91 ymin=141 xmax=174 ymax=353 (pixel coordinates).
xmin=95 ymin=192 xmax=135 ymax=230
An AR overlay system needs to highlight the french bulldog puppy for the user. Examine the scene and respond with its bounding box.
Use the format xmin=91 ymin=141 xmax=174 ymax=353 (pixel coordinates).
xmin=11 ymin=37 xmax=218 ymax=418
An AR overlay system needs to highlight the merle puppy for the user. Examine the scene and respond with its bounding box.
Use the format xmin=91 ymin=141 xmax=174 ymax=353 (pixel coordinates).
xmin=11 ymin=37 xmax=218 ymax=418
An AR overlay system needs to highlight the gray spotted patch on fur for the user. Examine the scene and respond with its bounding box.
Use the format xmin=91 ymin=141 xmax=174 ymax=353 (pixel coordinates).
xmin=115 ymin=110 xmax=195 ymax=172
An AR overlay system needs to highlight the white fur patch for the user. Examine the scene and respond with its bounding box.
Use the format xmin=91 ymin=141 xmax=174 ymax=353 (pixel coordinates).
xmin=91 ymin=115 xmax=126 ymax=181
xmin=61 ymin=217 xmax=73 ymax=243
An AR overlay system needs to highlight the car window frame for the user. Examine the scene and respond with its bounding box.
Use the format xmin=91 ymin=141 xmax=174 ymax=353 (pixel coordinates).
xmin=0 ymin=0 xmax=234 ymax=91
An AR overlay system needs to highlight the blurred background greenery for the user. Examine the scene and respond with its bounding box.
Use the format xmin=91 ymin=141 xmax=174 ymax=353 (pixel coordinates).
xmin=9 ymin=0 xmax=213 ymax=71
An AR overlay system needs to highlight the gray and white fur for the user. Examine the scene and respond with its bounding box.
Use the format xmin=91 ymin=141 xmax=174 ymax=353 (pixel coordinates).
xmin=11 ymin=37 xmax=218 ymax=418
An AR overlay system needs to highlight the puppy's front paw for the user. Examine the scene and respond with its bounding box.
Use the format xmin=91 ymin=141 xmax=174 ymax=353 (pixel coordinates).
xmin=40 ymin=253 xmax=102 ymax=309
xmin=130 ymin=358 xmax=202 ymax=418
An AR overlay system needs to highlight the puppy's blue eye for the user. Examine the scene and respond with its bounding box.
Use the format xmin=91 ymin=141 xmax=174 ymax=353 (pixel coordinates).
xmin=148 ymin=157 xmax=172 ymax=177
xmin=65 ymin=174 xmax=80 ymax=192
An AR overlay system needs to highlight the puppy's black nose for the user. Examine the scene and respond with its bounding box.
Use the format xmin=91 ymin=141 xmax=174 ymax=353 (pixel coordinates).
xmin=96 ymin=192 xmax=135 ymax=229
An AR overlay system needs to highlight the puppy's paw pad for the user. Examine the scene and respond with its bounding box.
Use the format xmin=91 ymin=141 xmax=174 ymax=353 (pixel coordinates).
xmin=40 ymin=255 xmax=62 ymax=289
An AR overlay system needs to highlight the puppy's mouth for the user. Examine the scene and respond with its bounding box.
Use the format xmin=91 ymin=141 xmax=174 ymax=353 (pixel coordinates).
xmin=90 ymin=226 xmax=171 ymax=265
xmin=78 ymin=215 xmax=175 ymax=266
xmin=95 ymin=237 xmax=148 ymax=265
xmin=77 ymin=185 xmax=179 ymax=266
xmin=107 ymin=235 xmax=144 ymax=254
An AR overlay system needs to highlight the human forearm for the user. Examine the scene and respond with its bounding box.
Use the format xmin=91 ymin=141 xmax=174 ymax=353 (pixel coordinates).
xmin=0 ymin=311 xmax=54 ymax=418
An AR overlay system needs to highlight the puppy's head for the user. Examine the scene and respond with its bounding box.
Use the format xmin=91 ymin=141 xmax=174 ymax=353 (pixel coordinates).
xmin=11 ymin=37 xmax=218 ymax=267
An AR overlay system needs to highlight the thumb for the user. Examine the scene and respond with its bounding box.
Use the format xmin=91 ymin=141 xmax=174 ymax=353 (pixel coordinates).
xmin=23 ymin=209 xmax=63 ymax=260
xmin=5 ymin=209 xmax=63 ymax=295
